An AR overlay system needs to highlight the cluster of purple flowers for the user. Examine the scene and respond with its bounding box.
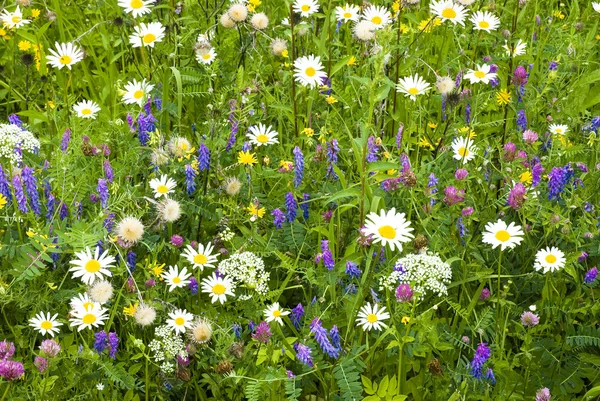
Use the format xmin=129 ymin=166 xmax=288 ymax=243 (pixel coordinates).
xmin=310 ymin=318 xmax=339 ymax=359
xmin=226 ymin=100 xmax=238 ymax=152
xmin=470 ymin=342 xmax=491 ymax=380
xmin=294 ymin=343 xmax=313 ymax=367
xmin=293 ymin=146 xmax=304 ymax=187
xmin=285 ymin=192 xmax=298 ymax=222
xmin=0 ymin=339 xmax=24 ymax=381
xmin=326 ymin=139 xmax=339 ymax=180
xmin=94 ymin=331 xmax=119 ymax=359
xmin=290 ymin=303 xmax=304 ymax=329
xmin=198 ymin=143 xmax=210 ymax=172
xmin=252 ymin=321 xmax=272 ymax=344
xmin=185 ymin=164 xmax=197 ymax=195
xmin=320 ymin=240 xmax=335 ymax=270
xmin=272 ymin=208 xmax=285 ymax=229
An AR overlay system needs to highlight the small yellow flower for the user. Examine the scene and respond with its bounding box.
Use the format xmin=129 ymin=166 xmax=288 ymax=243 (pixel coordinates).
xmin=31 ymin=9 xmax=41 ymax=18
xmin=553 ymin=10 xmax=565 ymax=19
xmin=596 ymin=35 xmax=600 ymax=41
xmin=401 ymin=316 xmax=411 ymax=324
xmin=496 ymin=89 xmax=511 ymax=105
xmin=123 ymin=302 xmax=139 ymax=317
xmin=418 ymin=137 xmax=433 ymax=149
xmin=46 ymin=101 xmax=56 ymax=109
xmin=392 ymin=0 xmax=401 ymax=13
xmin=326 ymin=95 xmax=337 ymax=104
xmin=383 ymin=151 xmax=391 ymax=159
xmin=0 ymin=29 xmax=6 ymax=38
xmin=279 ymin=160 xmax=293 ymax=172
xmin=347 ymin=56 xmax=356 ymax=66
xmin=428 ymin=122 xmax=438 ymax=129
xmin=18 ymin=40 xmax=31 ymax=51
xmin=247 ymin=204 xmax=266 ymax=219
xmin=263 ymin=155 xmax=270 ymax=165
xmin=399 ymin=24 xmax=409 ymax=34
xmin=520 ymin=171 xmax=532 ymax=185
xmin=151 ymin=263 xmax=165 ymax=277
xmin=281 ymin=49 xmax=289 ymax=58
xmin=0 ymin=194 xmax=7 ymax=210
xmin=247 ymin=4 xmax=256 ymax=12
xmin=302 ymin=127 xmax=314 ymax=137
xmin=386 ymin=169 xmax=397 ymax=176
xmin=46 ymin=282 xmax=58 ymax=290
xmin=418 ymin=17 xmax=442 ymax=33
xmin=238 ymin=150 xmax=258 ymax=166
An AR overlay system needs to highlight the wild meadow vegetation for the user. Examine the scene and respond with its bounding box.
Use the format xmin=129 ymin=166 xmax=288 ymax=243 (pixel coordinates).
xmin=0 ymin=0 xmax=599 ymax=399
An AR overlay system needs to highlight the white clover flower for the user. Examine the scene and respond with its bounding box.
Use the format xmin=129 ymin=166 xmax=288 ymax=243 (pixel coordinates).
xmin=217 ymin=252 xmax=270 ymax=296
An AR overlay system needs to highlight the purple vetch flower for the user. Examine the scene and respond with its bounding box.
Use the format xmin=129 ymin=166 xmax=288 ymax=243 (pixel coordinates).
xmin=40 ymin=340 xmax=61 ymax=357
xmin=507 ymin=183 xmax=527 ymax=210
xmin=480 ymin=288 xmax=490 ymax=301
xmin=395 ymin=283 xmax=414 ymax=303
xmin=516 ymin=110 xmax=527 ymax=131
xmin=520 ymin=311 xmax=540 ymax=327
xmin=103 ymin=212 xmax=115 ymax=231
xmin=489 ymin=64 xmax=499 ymax=87
xmin=532 ymin=162 xmax=544 ymax=187
xmin=455 ymin=169 xmax=468 ymax=180
xmin=108 ymin=332 xmax=119 ymax=359
xmin=456 ymin=217 xmax=467 ymax=240
xmin=300 ymin=193 xmax=309 ymax=220
xmin=396 ymin=123 xmax=404 ymax=149
xmin=584 ymin=267 xmax=598 ymax=284
xmin=549 ymin=60 xmax=558 ymax=71
xmin=547 ymin=166 xmax=569 ymax=200
xmin=0 ymin=340 xmax=15 ymax=360
xmin=345 ymin=261 xmax=361 ymax=279
xmin=271 ymin=208 xmax=285 ymax=229
xmin=455 ymin=71 xmax=463 ymax=88
xmin=290 ymin=303 xmax=304 ymax=329
xmin=286 ymin=370 xmax=296 ymax=379
xmin=321 ymin=240 xmax=335 ymax=270
xmin=535 ymin=388 xmax=551 ymax=401
xmin=232 ymin=323 xmax=242 ymax=338
xmin=443 ymin=186 xmax=465 ymax=205
xmin=9 ymin=114 xmax=23 ymax=128
xmin=293 ymin=146 xmax=304 ymax=187
xmin=184 ymin=165 xmax=197 ymax=195
xmin=126 ymin=251 xmax=136 ymax=273
xmin=465 ymin=104 xmax=471 ymax=124
xmin=0 ymin=360 xmax=24 ymax=381
xmin=330 ymin=326 xmax=340 ymax=350
xmin=188 ymin=276 xmax=198 ymax=294
xmin=34 ymin=356 xmax=49 ymax=373
xmin=326 ymin=139 xmax=340 ymax=180
xmin=366 ymin=136 xmax=380 ymax=162
xmin=310 ymin=318 xmax=339 ymax=359
xmin=470 ymin=342 xmax=491 ymax=379
xmin=252 ymin=321 xmax=272 ymax=344
xmin=97 ymin=178 xmax=109 ymax=209
xmin=0 ymin=164 xmax=11 ymax=206
xmin=285 ymin=192 xmax=298 ymax=222
xmin=103 ymin=160 xmax=114 ymax=183
xmin=126 ymin=113 xmax=135 ymax=132
xmin=21 ymin=166 xmax=41 ymax=216
xmin=294 ymin=343 xmax=313 ymax=367
xmin=198 ymin=143 xmax=211 ymax=171
xmin=486 ymin=368 xmax=496 ymax=384
xmin=12 ymin=175 xmax=28 ymax=213
xmin=400 ymin=153 xmax=411 ymax=173
xmin=94 ymin=331 xmax=108 ymax=354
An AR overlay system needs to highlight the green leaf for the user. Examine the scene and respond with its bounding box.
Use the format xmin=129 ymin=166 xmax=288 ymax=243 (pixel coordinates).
xmin=377 ymin=376 xmax=389 ymax=397
xmin=362 ymin=375 xmax=375 ymax=395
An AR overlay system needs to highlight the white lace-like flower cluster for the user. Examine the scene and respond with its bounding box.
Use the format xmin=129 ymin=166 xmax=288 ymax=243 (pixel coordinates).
xmin=381 ymin=252 xmax=452 ymax=299
xmin=217 ymin=251 xmax=270 ymax=296
xmin=0 ymin=124 xmax=40 ymax=166
xmin=148 ymin=325 xmax=188 ymax=374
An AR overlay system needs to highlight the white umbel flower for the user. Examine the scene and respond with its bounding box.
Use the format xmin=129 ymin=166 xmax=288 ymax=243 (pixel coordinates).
xmin=482 ymin=219 xmax=524 ymax=251
xmin=161 ymin=265 xmax=192 ymax=292
xmin=69 ymin=303 xmax=108 ymax=331
xmin=335 ymin=4 xmax=360 ymax=22
xmin=201 ymin=273 xmax=235 ymax=304
xmin=149 ymin=175 xmax=176 ymax=199
xmin=356 ymin=303 xmax=389 ymax=331
xmin=293 ymin=0 xmax=319 ymax=17
xmin=73 ymin=100 xmax=101 ymax=119
xmin=396 ymin=74 xmax=431 ymax=100
xmin=430 ymin=0 xmax=468 ymax=26
xmin=363 ymin=208 xmax=414 ymax=251
xmin=118 ymin=0 xmax=154 ymax=18
xmin=263 ymin=302 xmax=290 ymax=326
xmin=69 ymin=247 xmax=115 ymax=285
xmin=383 ymin=252 xmax=453 ymax=298
xmin=548 ymin=124 xmax=568 ymax=135
xmin=129 ymin=22 xmax=165 ymax=48
xmin=247 ymin=123 xmax=279 ymax=146
xmin=29 ymin=312 xmax=62 ymax=337
xmin=166 ymin=309 xmax=194 ymax=334
xmin=361 ymin=5 xmax=392 ymax=29
xmin=47 ymin=42 xmax=84 ymax=70
xmin=293 ymin=55 xmax=327 ymax=88
xmin=196 ymin=47 xmax=216 ymax=65
xmin=451 ymin=136 xmax=477 ymax=163
xmin=122 ymin=79 xmax=154 ymax=106
xmin=1 ymin=6 xmax=30 ymax=29
xmin=115 ymin=216 xmax=145 ymax=244
xmin=470 ymin=11 xmax=500 ymax=32
xmin=182 ymin=242 xmax=218 ymax=270
xmin=464 ymin=64 xmax=497 ymax=84
xmin=534 ymin=246 xmax=566 ymax=274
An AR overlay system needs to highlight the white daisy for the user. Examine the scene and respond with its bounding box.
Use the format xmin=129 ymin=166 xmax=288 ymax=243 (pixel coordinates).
xmin=69 ymin=303 xmax=108 ymax=331
xmin=335 ymin=4 xmax=360 ymax=22
xmin=29 ymin=312 xmax=62 ymax=337
xmin=396 ymin=74 xmax=431 ymax=101
xmin=129 ymin=22 xmax=165 ymax=48
xmin=293 ymin=0 xmax=319 ymax=17
xmin=464 ymin=64 xmax=497 ymax=84
xmin=451 ymin=136 xmax=477 ymax=163
xmin=201 ymin=273 xmax=235 ymax=304
xmin=363 ymin=207 xmax=414 ymax=251
xmin=166 ymin=308 xmax=194 ymax=334
xmin=594 ymin=2 xmax=600 ymax=13
xmin=503 ymin=39 xmax=527 ymax=57
xmin=161 ymin=265 xmax=192 ymax=292
xmin=263 ymin=302 xmax=290 ymax=326
xmin=196 ymin=47 xmax=216 ymax=65
xmin=430 ymin=0 xmax=468 ymax=26
xmin=293 ymin=55 xmax=327 ymax=88
xmin=534 ymin=246 xmax=566 ymax=274
xmin=470 ymin=11 xmax=500 ymax=32
xmin=118 ymin=0 xmax=154 ymax=18
xmin=46 ymin=42 xmax=84 ymax=70
xmin=122 ymin=79 xmax=154 ymax=106
xmin=1 ymin=6 xmax=30 ymax=29
xmin=69 ymin=247 xmax=115 ymax=285
xmin=356 ymin=303 xmax=390 ymax=331
xmin=182 ymin=242 xmax=218 ymax=270
xmin=247 ymin=124 xmax=279 ymax=147
xmin=361 ymin=5 xmax=392 ymax=29
xmin=149 ymin=175 xmax=176 ymax=199
xmin=481 ymin=219 xmax=524 ymax=251
xmin=70 ymin=293 xmax=99 ymax=312
xmin=73 ymin=100 xmax=101 ymax=119
xmin=548 ymin=124 xmax=568 ymax=135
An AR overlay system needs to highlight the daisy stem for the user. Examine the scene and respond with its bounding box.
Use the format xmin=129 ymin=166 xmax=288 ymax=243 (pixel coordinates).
xmin=495 ymin=250 xmax=503 ymax=334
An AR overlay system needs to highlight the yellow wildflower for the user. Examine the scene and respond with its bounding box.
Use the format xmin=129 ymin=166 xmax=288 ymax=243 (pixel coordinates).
xmin=399 ymin=24 xmax=409 ymax=34
xmin=520 ymin=171 xmax=532 ymax=185
xmin=392 ymin=0 xmax=401 ymax=13
xmin=302 ymin=127 xmax=314 ymax=137
xmin=247 ymin=204 xmax=266 ymax=219
xmin=238 ymin=150 xmax=258 ymax=166
xmin=496 ymin=89 xmax=511 ymax=105
xmin=418 ymin=137 xmax=434 ymax=149
xmin=428 ymin=122 xmax=438 ymax=129
xmin=383 ymin=151 xmax=391 ymax=159
xmin=263 ymin=155 xmax=270 ymax=166
xmin=0 ymin=194 xmax=6 ymax=210
xmin=553 ymin=10 xmax=565 ymax=19
xmin=326 ymin=95 xmax=337 ymax=104
xmin=279 ymin=160 xmax=293 ymax=172
xmin=387 ymin=169 xmax=397 ymax=176
xmin=18 ymin=40 xmax=31 ymax=51
xmin=31 ymin=9 xmax=41 ymax=18
xmin=0 ymin=29 xmax=6 ymax=38
xmin=347 ymin=56 xmax=356 ymax=66
xmin=151 ymin=263 xmax=165 ymax=277
xmin=123 ymin=302 xmax=139 ymax=317
xmin=401 ymin=316 xmax=411 ymax=324
xmin=418 ymin=17 xmax=442 ymax=33
xmin=47 ymin=100 xmax=55 ymax=109
xmin=281 ymin=49 xmax=289 ymax=58
xmin=46 ymin=282 xmax=58 ymax=290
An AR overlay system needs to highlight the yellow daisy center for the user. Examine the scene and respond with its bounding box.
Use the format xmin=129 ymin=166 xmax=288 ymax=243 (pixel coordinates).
xmin=474 ymin=71 xmax=486 ymax=79
xmin=256 ymin=134 xmax=269 ymax=143
xmin=273 ymin=310 xmax=281 ymax=317
xmin=301 ymin=4 xmax=310 ymax=12
xmin=378 ymin=225 xmax=396 ymax=239
xmin=371 ymin=16 xmax=382 ymax=25
xmin=545 ymin=254 xmax=557 ymax=264
xmin=194 ymin=254 xmax=208 ymax=265
xmin=175 ymin=317 xmax=185 ymax=325
xmin=172 ymin=277 xmax=181 ymax=284
xmin=202 ymin=53 xmax=211 ymax=60
xmin=12 ymin=16 xmax=21 ymax=23
xmin=131 ymin=0 xmax=144 ymax=9
xmin=133 ymin=90 xmax=144 ymax=99
xmin=495 ymin=230 xmax=511 ymax=242
xmin=555 ymin=128 xmax=562 ymax=133
xmin=408 ymin=87 xmax=419 ymax=95
xmin=305 ymin=67 xmax=316 ymax=77
xmin=442 ymin=8 xmax=457 ymax=19
xmin=143 ymin=33 xmax=156 ymax=44
xmin=41 ymin=321 xmax=53 ymax=330
xmin=85 ymin=260 xmax=101 ymax=273
xmin=81 ymin=108 xmax=92 ymax=115
xmin=212 ymin=284 xmax=226 ymax=295
xmin=83 ymin=302 xmax=94 ymax=311
xmin=458 ymin=147 xmax=469 ymax=157
xmin=156 ymin=185 xmax=169 ymax=194
xmin=479 ymin=21 xmax=490 ymax=28
xmin=367 ymin=313 xmax=378 ymax=323
xmin=343 ymin=12 xmax=352 ymax=18
xmin=82 ymin=313 xmax=96 ymax=325
xmin=59 ymin=55 xmax=72 ymax=65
